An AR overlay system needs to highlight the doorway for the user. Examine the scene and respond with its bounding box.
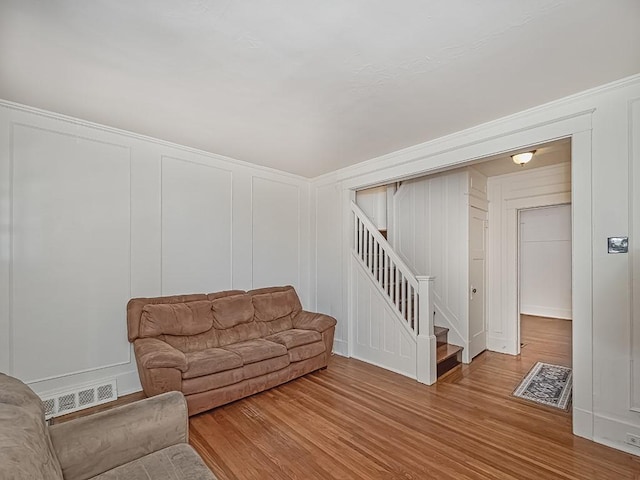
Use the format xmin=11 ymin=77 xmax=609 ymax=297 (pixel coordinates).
xmin=518 ymin=205 xmax=573 ymax=368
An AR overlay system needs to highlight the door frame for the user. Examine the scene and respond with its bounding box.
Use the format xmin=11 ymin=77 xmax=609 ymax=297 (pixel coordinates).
xmin=341 ymin=114 xmax=593 ymax=440
xmin=516 ymin=202 xmax=572 ymax=353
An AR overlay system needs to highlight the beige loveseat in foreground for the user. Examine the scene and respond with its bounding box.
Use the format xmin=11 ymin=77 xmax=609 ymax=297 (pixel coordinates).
xmin=127 ymin=286 xmax=337 ymax=416
xmin=0 ymin=373 xmax=215 ymax=480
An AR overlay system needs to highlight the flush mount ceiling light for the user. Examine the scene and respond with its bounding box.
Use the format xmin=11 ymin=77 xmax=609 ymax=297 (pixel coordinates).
xmin=511 ymin=150 xmax=536 ymax=166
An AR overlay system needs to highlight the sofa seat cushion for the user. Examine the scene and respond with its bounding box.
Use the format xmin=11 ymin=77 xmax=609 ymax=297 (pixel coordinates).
xmin=221 ymin=339 xmax=287 ymax=364
xmin=183 ymin=348 xmax=242 ymax=379
xmin=182 ymin=368 xmax=244 ymax=395
xmin=90 ymin=444 xmax=216 ymax=479
xmin=289 ymin=341 xmax=326 ymax=363
xmin=243 ymin=355 xmax=290 ymax=380
xmin=265 ymin=329 xmax=322 ymax=349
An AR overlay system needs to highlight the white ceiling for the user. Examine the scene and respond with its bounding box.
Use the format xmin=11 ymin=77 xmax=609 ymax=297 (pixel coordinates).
xmin=1 ymin=1 xmax=639 ymax=177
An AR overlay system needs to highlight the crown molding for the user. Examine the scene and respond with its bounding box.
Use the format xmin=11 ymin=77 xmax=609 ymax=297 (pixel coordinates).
xmin=0 ymin=98 xmax=309 ymax=183
xmin=312 ymin=72 xmax=640 ymax=184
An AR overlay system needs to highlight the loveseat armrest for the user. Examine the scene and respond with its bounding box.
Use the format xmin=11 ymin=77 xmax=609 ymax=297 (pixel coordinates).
xmin=293 ymin=310 xmax=337 ymax=333
xmin=135 ymin=337 xmax=188 ymax=372
xmin=49 ymin=391 xmax=189 ymax=480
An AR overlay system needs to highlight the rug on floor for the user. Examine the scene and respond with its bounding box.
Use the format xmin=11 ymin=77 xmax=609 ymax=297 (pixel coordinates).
xmin=512 ymin=362 xmax=572 ymax=411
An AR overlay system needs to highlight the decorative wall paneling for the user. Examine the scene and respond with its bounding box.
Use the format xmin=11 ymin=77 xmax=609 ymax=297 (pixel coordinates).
xmin=630 ymin=98 xmax=640 ymax=412
xmin=251 ymin=177 xmax=302 ymax=290
xmin=0 ymin=101 xmax=311 ymax=399
xmin=355 ymin=186 xmax=387 ymax=230
xmin=10 ymin=124 xmax=132 ymax=384
xmin=312 ymin=180 xmax=348 ymax=355
xmin=351 ymin=256 xmax=417 ymax=377
xmin=161 ymin=156 xmax=233 ymax=295
xmin=389 ymin=168 xmax=487 ymax=363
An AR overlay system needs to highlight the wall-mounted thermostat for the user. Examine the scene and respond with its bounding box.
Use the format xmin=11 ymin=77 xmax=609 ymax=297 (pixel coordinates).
xmin=608 ymin=237 xmax=628 ymax=254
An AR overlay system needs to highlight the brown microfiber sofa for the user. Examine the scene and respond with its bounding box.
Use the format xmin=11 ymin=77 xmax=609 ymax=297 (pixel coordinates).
xmin=0 ymin=373 xmax=215 ymax=479
xmin=127 ymin=286 xmax=337 ymax=415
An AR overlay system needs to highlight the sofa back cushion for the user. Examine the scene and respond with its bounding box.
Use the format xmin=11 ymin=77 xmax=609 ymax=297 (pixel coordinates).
xmin=127 ymin=294 xmax=208 ymax=341
xmin=140 ymin=301 xmax=213 ymax=337
xmin=210 ymin=293 xmax=262 ymax=347
xmin=250 ymin=286 xmax=302 ymax=335
xmin=0 ymin=374 xmax=64 ymax=480
xmin=211 ymin=294 xmax=254 ymax=329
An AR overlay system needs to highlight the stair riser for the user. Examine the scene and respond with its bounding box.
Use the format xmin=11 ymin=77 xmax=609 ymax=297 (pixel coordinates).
xmin=437 ymin=355 xmax=461 ymax=377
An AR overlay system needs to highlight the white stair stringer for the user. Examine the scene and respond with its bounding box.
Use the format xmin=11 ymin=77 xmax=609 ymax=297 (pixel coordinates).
xmin=351 ymin=253 xmax=417 ymax=378
xmin=351 ymin=201 xmax=437 ymax=385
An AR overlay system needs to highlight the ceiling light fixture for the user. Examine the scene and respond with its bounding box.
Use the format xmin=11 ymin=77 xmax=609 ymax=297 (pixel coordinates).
xmin=512 ymin=150 xmax=535 ymax=166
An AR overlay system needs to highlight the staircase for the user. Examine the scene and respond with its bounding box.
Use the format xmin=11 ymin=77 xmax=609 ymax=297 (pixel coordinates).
xmin=351 ymin=201 xmax=463 ymax=384
xmin=435 ymin=326 xmax=463 ymax=377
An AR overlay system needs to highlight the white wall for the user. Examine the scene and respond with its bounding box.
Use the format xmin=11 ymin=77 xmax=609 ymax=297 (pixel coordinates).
xmin=355 ymin=186 xmax=387 ymax=230
xmin=391 ymin=170 xmax=469 ymax=352
xmin=0 ymin=101 xmax=311 ymax=398
xmin=310 ymin=74 xmax=640 ymax=455
xmin=520 ymin=205 xmax=572 ymax=320
xmin=310 ymin=178 xmax=348 ymax=356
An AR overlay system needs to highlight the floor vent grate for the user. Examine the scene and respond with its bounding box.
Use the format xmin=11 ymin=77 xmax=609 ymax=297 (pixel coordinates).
xmin=39 ymin=379 xmax=117 ymax=419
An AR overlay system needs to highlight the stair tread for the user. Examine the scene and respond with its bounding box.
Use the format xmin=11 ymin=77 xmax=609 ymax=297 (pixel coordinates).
xmin=437 ymin=343 xmax=463 ymax=363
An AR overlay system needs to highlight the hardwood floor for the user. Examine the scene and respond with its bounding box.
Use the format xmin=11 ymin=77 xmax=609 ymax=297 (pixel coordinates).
xmin=190 ymin=316 xmax=640 ymax=479
xmin=55 ymin=316 xmax=640 ymax=478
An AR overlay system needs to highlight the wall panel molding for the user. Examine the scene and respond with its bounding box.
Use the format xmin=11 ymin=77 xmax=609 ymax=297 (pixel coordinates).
xmin=0 ymin=101 xmax=311 ymax=398
xmin=251 ymin=176 xmax=302 ymax=292
xmin=160 ymin=155 xmax=233 ymax=295
xmin=630 ymin=98 xmax=640 ymax=412
xmin=10 ymin=122 xmax=132 ymax=383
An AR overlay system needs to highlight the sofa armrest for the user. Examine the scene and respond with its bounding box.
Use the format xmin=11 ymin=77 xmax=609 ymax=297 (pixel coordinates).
xmin=135 ymin=337 xmax=187 ymax=372
xmin=49 ymin=391 xmax=189 ymax=480
xmin=293 ymin=310 xmax=337 ymax=333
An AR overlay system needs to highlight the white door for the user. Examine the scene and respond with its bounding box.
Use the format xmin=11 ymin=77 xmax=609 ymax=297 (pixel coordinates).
xmin=469 ymin=206 xmax=487 ymax=359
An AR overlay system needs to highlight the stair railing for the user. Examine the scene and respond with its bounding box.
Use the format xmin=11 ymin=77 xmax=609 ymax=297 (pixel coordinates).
xmin=351 ymin=201 xmax=437 ymax=384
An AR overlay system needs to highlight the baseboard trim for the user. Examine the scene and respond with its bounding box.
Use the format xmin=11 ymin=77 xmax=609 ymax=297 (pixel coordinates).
xmin=332 ymin=339 xmax=349 ymax=357
xmin=486 ymin=336 xmax=518 ymax=355
xmin=350 ymin=354 xmax=416 ymax=380
xmin=592 ymin=413 xmax=640 ymax=457
xmin=115 ymin=370 xmax=142 ymax=397
xmin=521 ymin=305 xmax=572 ymax=320
xmin=573 ymin=407 xmax=593 ymax=440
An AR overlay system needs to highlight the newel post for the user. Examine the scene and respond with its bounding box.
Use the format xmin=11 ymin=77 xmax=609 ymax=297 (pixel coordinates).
xmin=416 ymin=275 xmax=437 ymax=385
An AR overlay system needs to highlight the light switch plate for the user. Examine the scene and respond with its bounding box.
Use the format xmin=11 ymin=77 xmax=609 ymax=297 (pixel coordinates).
xmin=608 ymin=237 xmax=628 ymax=254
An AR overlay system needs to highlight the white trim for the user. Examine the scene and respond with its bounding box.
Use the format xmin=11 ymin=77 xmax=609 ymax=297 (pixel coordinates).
xmin=350 ymin=354 xmax=416 ymax=379
xmin=332 ymin=340 xmax=349 ymax=357
xmin=311 ymin=73 xmax=640 ymax=184
xmin=520 ymin=305 xmax=572 ymax=320
xmin=340 ymin=113 xmax=591 ymax=191
xmin=571 ymin=130 xmax=593 ymax=439
xmin=0 ymin=99 xmax=308 ymax=182
xmin=338 ymin=119 xmax=592 ymax=441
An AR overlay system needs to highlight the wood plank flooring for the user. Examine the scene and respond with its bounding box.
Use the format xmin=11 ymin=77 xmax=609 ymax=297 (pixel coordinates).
xmin=190 ymin=316 xmax=640 ymax=479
